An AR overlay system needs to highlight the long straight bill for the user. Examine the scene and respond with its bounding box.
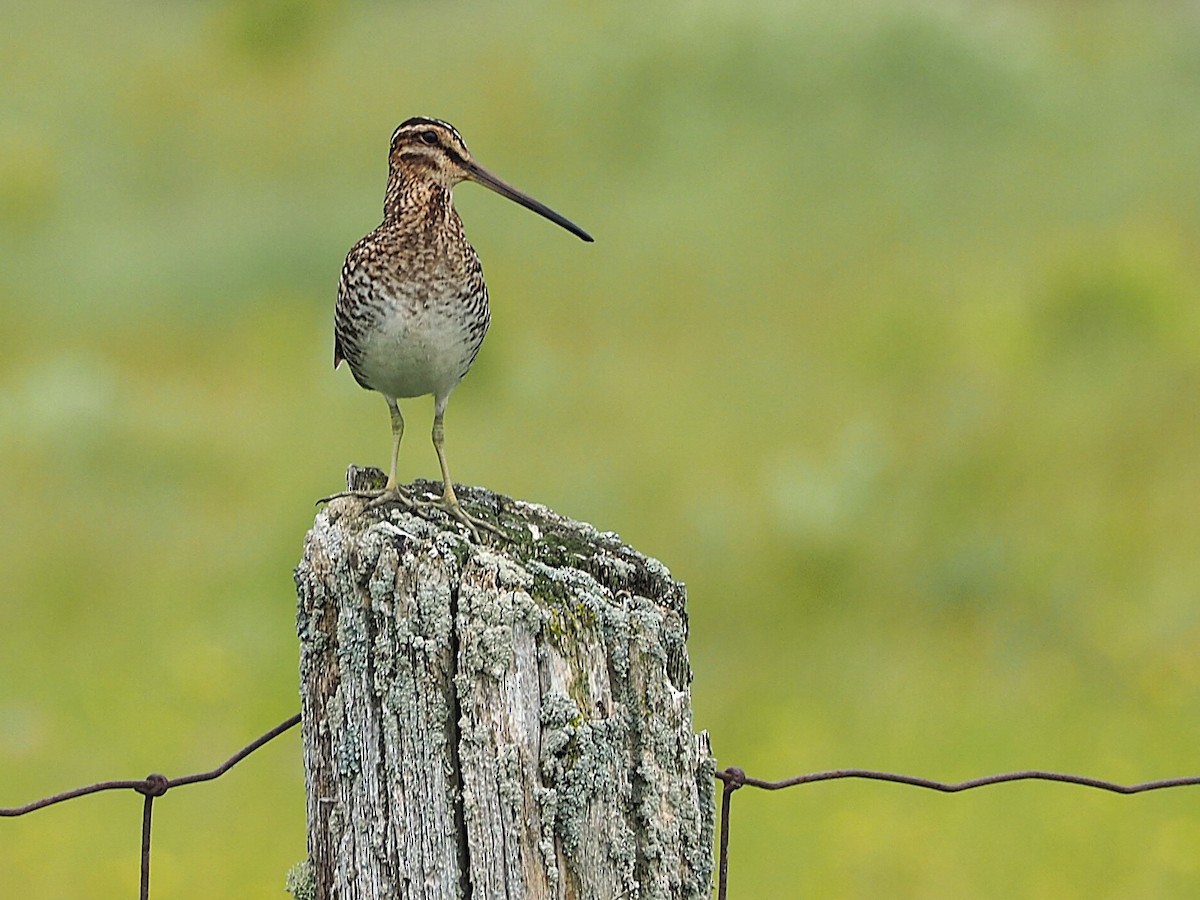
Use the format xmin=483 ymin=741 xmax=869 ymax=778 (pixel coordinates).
xmin=465 ymin=162 xmax=594 ymax=242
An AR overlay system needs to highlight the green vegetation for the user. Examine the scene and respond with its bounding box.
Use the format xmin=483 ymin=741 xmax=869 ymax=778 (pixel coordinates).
xmin=3 ymin=0 xmax=1199 ymax=896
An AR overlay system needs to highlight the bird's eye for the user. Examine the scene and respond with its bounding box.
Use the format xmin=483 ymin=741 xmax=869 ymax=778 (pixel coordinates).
xmin=420 ymin=131 xmax=438 ymax=145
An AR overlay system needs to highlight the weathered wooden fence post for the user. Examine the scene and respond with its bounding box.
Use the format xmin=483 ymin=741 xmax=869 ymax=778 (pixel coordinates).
xmin=293 ymin=468 xmax=714 ymax=899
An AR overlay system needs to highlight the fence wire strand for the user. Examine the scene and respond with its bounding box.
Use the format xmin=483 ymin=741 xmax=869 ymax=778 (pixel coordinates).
xmin=712 ymin=765 xmax=1200 ymax=900
xmin=5 ymin=711 xmax=1200 ymax=899
xmin=1 ymin=713 xmax=300 ymax=899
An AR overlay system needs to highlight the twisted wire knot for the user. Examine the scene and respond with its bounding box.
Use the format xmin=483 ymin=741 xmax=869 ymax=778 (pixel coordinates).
xmin=136 ymin=773 xmax=169 ymax=798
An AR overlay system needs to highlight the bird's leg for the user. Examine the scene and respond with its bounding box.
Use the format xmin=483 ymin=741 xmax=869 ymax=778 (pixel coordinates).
xmin=424 ymin=401 xmax=503 ymax=540
xmin=318 ymin=398 xmax=415 ymax=508
xmin=363 ymin=400 xmax=416 ymax=509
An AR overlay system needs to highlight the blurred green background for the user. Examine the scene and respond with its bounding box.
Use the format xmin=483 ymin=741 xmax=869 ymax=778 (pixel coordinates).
xmin=3 ymin=0 xmax=1199 ymax=896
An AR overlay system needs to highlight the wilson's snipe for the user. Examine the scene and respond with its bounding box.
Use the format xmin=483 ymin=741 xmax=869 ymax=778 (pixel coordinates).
xmin=325 ymin=117 xmax=592 ymax=538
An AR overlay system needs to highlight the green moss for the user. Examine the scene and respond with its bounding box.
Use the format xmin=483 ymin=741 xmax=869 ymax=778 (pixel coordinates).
xmin=284 ymin=860 xmax=314 ymax=900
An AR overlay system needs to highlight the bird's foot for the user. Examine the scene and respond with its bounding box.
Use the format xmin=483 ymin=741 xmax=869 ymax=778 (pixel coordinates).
xmin=416 ymin=492 xmax=504 ymax=543
xmin=317 ymin=484 xmax=416 ymax=510
xmin=318 ymin=480 xmax=502 ymax=542
xmin=442 ymin=500 xmax=505 ymax=542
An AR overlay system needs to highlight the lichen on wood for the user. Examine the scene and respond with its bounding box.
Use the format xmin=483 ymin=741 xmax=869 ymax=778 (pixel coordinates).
xmin=296 ymin=471 xmax=713 ymax=899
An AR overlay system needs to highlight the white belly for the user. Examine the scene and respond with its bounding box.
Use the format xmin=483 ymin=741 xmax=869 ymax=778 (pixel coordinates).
xmin=355 ymin=293 xmax=484 ymax=401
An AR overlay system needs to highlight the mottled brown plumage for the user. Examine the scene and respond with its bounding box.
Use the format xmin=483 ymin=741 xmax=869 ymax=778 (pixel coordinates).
xmin=326 ymin=117 xmax=592 ymax=538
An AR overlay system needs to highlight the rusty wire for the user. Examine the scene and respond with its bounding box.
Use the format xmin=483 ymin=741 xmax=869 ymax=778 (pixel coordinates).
xmin=712 ymin=765 xmax=1200 ymax=900
xmin=1 ymin=713 xmax=300 ymax=899
xmin=5 ymin=714 xmax=1200 ymax=899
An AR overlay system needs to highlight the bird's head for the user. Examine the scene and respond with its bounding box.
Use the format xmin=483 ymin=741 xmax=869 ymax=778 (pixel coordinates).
xmin=388 ymin=117 xmax=593 ymax=242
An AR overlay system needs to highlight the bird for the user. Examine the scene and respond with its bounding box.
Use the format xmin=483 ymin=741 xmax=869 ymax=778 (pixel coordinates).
xmin=325 ymin=117 xmax=593 ymax=538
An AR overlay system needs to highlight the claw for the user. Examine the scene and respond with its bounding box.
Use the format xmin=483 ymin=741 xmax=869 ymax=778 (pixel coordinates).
xmin=318 ymin=478 xmax=502 ymax=543
xmin=434 ymin=497 xmax=504 ymax=542
xmin=317 ymin=484 xmax=416 ymax=510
